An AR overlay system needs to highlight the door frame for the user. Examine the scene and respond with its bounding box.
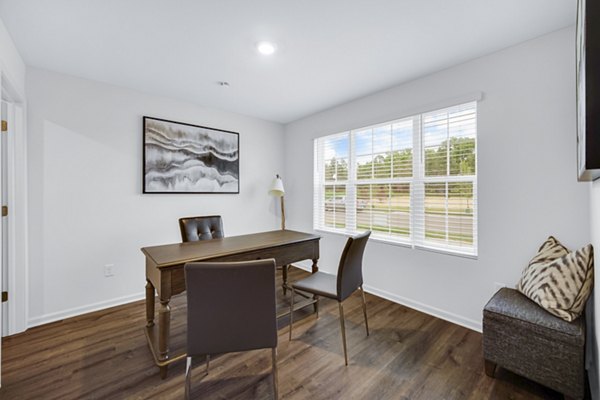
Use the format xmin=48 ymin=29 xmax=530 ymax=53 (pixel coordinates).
xmin=2 ymin=71 xmax=28 ymax=336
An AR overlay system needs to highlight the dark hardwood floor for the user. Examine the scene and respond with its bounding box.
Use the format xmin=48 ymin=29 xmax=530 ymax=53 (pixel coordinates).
xmin=1 ymin=267 xmax=566 ymax=399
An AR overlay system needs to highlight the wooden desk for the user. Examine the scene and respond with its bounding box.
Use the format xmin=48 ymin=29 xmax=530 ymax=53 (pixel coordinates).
xmin=141 ymin=229 xmax=320 ymax=378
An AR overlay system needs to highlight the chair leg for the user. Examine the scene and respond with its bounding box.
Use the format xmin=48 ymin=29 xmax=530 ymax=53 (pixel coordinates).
xmin=272 ymin=347 xmax=279 ymax=400
xmin=315 ymin=296 xmax=319 ymax=318
xmin=360 ymin=286 xmax=369 ymax=336
xmin=289 ymin=287 xmax=295 ymax=341
xmin=185 ymin=356 xmax=193 ymax=400
xmin=338 ymin=301 xmax=348 ymax=366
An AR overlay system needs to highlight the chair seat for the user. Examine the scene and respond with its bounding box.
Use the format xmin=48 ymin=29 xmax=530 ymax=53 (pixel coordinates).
xmin=291 ymin=271 xmax=337 ymax=299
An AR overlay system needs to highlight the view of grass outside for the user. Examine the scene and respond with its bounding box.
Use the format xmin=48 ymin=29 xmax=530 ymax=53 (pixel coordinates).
xmin=324 ymin=185 xmax=346 ymax=228
xmin=356 ymin=183 xmax=411 ymax=237
xmin=323 ymin=137 xmax=475 ymax=247
xmin=423 ymin=182 xmax=474 ymax=246
xmin=325 ymin=184 xmax=474 ymax=246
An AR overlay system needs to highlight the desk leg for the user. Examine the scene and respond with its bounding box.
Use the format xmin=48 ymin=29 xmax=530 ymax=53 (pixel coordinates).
xmin=311 ymin=258 xmax=319 ymax=313
xmin=282 ymin=264 xmax=289 ymax=295
xmin=158 ymin=298 xmax=171 ymax=379
xmin=145 ymin=280 xmax=155 ymax=328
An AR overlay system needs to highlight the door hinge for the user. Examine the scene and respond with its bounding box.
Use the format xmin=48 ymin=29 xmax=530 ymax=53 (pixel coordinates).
xmin=1 ymin=120 xmax=6 ymax=132
xmin=1 ymin=291 xmax=7 ymax=302
xmin=2 ymin=206 xmax=7 ymax=217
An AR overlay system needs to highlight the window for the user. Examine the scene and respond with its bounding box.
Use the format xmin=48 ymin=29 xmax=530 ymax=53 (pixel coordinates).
xmin=314 ymin=101 xmax=477 ymax=256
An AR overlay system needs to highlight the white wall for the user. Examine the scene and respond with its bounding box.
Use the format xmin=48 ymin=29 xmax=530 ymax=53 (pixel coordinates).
xmin=0 ymin=17 xmax=25 ymax=98
xmin=589 ymin=182 xmax=600 ymax=394
xmin=26 ymin=67 xmax=285 ymax=326
xmin=284 ymin=27 xmax=590 ymax=331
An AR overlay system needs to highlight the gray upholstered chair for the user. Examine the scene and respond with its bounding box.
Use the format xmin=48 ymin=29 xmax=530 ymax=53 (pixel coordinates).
xmin=179 ymin=215 xmax=224 ymax=242
xmin=288 ymin=231 xmax=371 ymax=365
xmin=184 ymin=259 xmax=279 ymax=399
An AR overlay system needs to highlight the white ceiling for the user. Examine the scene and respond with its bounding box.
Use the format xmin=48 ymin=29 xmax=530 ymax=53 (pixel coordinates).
xmin=0 ymin=0 xmax=575 ymax=123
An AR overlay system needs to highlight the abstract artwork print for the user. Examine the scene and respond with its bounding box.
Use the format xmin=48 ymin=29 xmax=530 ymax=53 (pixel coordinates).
xmin=143 ymin=117 xmax=239 ymax=193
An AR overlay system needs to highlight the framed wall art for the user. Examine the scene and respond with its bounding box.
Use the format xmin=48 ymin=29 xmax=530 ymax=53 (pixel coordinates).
xmin=143 ymin=116 xmax=240 ymax=193
xmin=576 ymin=0 xmax=600 ymax=181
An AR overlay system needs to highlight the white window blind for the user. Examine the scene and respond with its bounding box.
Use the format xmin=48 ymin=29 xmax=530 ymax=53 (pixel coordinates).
xmin=314 ymin=101 xmax=477 ymax=257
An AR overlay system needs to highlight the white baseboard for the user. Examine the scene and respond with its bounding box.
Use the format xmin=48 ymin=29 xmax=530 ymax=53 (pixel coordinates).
xmin=289 ymin=263 xmax=482 ymax=332
xmin=27 ymin=292 xmax=145 ymax=329
xmin=363 ymin=285 xmax=482 ymax=332
xmin=26 ymin=273 xmax=482 ymax=334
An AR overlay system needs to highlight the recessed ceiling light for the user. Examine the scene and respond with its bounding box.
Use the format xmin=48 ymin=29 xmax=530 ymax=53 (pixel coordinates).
xmin=256 ymin=41 xmax=276 ymax=55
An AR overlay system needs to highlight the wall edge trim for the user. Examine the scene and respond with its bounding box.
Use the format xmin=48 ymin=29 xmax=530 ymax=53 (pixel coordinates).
xmin=362 ymin=284 xmax=483 ymax=332
xmin=27 ymin=292 xmax=145 ymax=329
xmin=292 ymin=263 xmax=482 ymax=332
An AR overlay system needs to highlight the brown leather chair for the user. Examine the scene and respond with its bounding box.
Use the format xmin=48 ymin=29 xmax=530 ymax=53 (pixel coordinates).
xmin=184 ymin=259 xmax=279 ymax=399
xmin=288 ymin=231 xmax=371 ymax=365
xmin=179 ymin=215 xmax=293 ymax=295
xmin=179 ymin=215 xmax=224 ymax=242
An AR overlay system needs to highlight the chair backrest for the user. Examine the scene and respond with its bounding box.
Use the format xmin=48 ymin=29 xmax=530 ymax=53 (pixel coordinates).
xmin=179 ymin=215 xmax=224 ymax=242
xmin=336 ymin=231 xmax=371 ymax=301
xmin=184 ymin=259 xmax=278 ymax=357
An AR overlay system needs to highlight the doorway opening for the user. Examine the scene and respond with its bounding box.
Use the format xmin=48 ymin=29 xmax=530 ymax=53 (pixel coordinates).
xmin=0 ymin=74 xmax=28 ymax=338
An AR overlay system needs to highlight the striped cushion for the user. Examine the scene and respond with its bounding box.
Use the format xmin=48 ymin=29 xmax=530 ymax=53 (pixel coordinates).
xmin=516 ymin=236 xmax=594 ymax=322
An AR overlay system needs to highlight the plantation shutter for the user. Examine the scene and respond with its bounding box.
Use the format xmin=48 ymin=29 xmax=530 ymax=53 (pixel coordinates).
xmin=412 ymin=102 xmax=477 ymax=255
xmin=351 ymin=117 xmax=416 ymax=242
xmin=313 ymin=132 xmax=350 ymax=231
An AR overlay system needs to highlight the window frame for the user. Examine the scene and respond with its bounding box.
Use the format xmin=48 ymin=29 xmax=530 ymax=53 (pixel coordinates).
xmin=313 ymin=101 xmax=478 ymax=258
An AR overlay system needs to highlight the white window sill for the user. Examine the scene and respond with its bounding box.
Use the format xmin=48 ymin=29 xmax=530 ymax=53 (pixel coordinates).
xmin=413 ymin=244 xmax=478 ymax=260
xmin=314 ymin=228 xmax=478 ymax=260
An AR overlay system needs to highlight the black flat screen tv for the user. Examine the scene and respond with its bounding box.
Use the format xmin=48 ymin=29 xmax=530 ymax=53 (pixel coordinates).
xmin=577 ymin=0 xmax=600 ymax=181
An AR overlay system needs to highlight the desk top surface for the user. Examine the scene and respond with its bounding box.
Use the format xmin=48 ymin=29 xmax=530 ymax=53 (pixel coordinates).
xmin=141 ymin=229 xmax=320 ymax=268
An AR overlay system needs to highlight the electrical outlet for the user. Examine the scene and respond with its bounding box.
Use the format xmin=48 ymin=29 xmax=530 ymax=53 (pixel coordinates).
xmin=104 ymin=264 xmax=115 ymax=277
xmin=494 ymin=282 xmax=506 ymax=292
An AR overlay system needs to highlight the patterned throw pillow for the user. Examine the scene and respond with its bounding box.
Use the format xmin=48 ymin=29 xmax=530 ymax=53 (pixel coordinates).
xmin=516 ymin=236 xmax=594 ymax=322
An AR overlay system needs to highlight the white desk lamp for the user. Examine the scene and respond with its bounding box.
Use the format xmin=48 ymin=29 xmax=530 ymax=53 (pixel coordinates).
xmin=269 ymin=174 xmax=285 ymax=230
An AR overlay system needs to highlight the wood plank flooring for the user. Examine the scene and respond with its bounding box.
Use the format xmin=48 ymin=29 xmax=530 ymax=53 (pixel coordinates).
xmin=0 ymin=268 xmax=568 ymax=399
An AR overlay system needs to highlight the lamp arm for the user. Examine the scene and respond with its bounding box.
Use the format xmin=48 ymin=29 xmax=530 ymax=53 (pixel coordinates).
xmin=280 ymin=196 xmax=286 ymax=230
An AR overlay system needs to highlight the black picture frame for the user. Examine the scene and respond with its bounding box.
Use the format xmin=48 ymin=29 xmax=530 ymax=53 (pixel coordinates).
xmin=143 ymin=116 xmax=240 ymax=193
xmin=577 ymin=0 xmax=600 ymax=181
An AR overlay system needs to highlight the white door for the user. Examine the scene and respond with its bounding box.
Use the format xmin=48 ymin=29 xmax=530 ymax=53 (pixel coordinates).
xmin=0 ymin=99 xmax=5 ymax=387
xmin=0 ymin=100 xmax=7 ymax=337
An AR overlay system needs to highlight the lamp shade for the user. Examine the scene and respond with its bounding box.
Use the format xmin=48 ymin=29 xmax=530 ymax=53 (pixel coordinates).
xmin=269 ymin=175 xmax=285 ymax=197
